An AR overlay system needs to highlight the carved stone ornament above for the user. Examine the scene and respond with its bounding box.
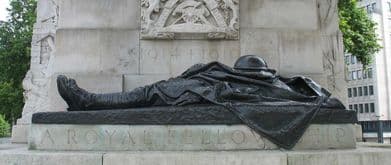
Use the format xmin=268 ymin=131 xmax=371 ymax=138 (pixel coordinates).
xmin=141 ymin=0 xmax=239 ymax=40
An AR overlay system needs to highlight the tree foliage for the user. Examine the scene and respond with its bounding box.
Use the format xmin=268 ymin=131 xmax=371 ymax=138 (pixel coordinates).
xmin=0 ymin=114 xmax=10 ymax=137
xmin=338 ymin=0 xmax=381 ymax=67
xmin=0 ymin=0 xmax=36 ymax=124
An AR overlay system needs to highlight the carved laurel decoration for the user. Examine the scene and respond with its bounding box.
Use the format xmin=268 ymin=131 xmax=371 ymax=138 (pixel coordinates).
xmin=141 ymin=0 xmax=239 ymax=40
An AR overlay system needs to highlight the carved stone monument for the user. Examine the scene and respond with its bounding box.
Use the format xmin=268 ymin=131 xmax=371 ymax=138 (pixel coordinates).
xmin=3 ymin=0 xmax=391 ymax=165
xmin=13 ymin=0 xmax=346 ymax=148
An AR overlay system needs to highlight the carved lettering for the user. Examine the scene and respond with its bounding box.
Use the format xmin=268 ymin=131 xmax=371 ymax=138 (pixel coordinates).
xmin=85 ymin=130 xmax=99 ymax=144
xmin=231 ymin=130 xmax=246 ymax=144
xmin=182 ymin=129 xmax=193 ymax=144
xmin=250 ymin=130 xmax=265 ymax=149
xmin=144 ymin=130 xmax=153 ymax=145
xmin=336 ymin=128 xmax=346 ymax=142
xmin=217 ymin=129 xmax=226 ymax=144
xmin=105 ymin=130 xmax=116 ymax=145
xmin=168 ymin=129 xmax=176 ymax=144
xmin=122 ymin=130 xmax=136 ymax=145
xmin=67 ymin=129 xmax=77 ymax=144
xmin=201 ymin=129 xmax=211 ymax=144
xmin=41 ymin=129 xmax=54 ymax=145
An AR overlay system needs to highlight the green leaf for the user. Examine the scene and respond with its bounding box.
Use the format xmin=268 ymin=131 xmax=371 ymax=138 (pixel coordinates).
xmin=338 ymin=0 xmax=381 ymax=67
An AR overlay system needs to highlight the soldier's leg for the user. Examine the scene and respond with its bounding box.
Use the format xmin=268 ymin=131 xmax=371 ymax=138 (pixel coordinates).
xmin=57 ymin=75 xmax=166 ymax=111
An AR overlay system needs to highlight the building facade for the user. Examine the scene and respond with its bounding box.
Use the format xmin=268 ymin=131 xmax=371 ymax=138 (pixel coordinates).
xmin=347 ymin=0 xmax=391 ymax=143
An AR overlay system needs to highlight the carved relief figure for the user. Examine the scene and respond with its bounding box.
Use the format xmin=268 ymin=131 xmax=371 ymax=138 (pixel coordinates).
xmin=141 ymin=0 xmax=162 ymax=32
xmin=221 ymin=0 xmax=238 ymax=31
xmin=18 ymin=0 xmax=58 ymax=124
xmin=172 ymin=0 xmax=211 ymax=25
xmin=141 ymin=0 xmax=240 ymax=39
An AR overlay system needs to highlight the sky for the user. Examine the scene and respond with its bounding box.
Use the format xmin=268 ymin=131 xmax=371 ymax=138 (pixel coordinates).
xmin=0 ymin=0 xmax=10 ymax=21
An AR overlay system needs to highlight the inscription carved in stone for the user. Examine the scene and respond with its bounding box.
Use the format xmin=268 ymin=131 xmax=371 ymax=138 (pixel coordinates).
xmin=31 ymin=124 xmax=356 ymax=151
xmin=141 ymin=0 xmax=239 ymax=40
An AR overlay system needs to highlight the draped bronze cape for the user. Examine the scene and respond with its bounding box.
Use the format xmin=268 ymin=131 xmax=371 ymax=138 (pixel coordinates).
xmin=126 ymin=62 xmax=344 ymax=149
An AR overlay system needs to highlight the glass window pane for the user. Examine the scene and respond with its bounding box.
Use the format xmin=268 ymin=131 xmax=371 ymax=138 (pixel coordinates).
xmin=370 ymin=103 xmax=375 ymax=113
xmin=345 ymin=56 xmax=350 ymax=65
xmin=368 ymin=68 xmax=373 ymax=78
xmin=359 ymin=104 xmax=364 ymax=113
xmin=369 ymin=86 xmax=374 ymax=95
xmin=358 ymin=87 xmax=363 ymax=96
xmin=354 ymin=104 xmax=359 ymax=112
xmin=364 ymin=86 xmax=368 ymax=96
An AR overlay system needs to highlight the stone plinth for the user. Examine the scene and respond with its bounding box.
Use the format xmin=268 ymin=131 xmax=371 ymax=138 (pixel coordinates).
xmin=1 ymin=143 xmax=391 ymax=165
xmin=28 ymin=124 xmax=356 ymax=151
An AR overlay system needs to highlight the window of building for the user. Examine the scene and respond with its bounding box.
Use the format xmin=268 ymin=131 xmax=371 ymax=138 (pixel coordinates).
xmin=368 ymin=68 xmax=373 ymax=78
xmin=365 ymin=103 xmax=369 ymax=113
xmin=353 ymin=88 xmax=358 ymax=97
xmin=357 ymin=70 xmax=362 ymax=79
xmin=363 ymin=70 xmax=367 ymax=79
xmin=370 ymin=103 xmax=375 ymax=113
xmin=367 ymin=5 xmax=372 ymax=13
xmin=348 ymin=88 xmax=352 ymax=98
xmin=358 ymin=87 xmax=363 ymax=96
xmin=352 ymin=71 xmax=357 ymax=80
xmin=354 ymin=104 xmax=359 ymax=112
xmin=351 ymin=56 xmax=356 ymax=64
xmin=369 ymin=85 xmax=374 ymax=95
xmin=367 ymin=3 xmax=377 ymax=14
xmin=345 ymin=55 xmax=350 ymax=65
xmin=359 ymin=104 xmax=364 ymax=113
xmin=364 ymin=86 xmax=368 ymax=96
xmin=388 ymin=2 xmax=391 ymax=12
xmin=349 ymin=105 xmax=353 ymax=110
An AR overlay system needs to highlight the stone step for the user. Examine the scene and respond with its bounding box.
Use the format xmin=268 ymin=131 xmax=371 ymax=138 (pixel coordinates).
xmin=1 ymin=144 xmax=391 ymax=165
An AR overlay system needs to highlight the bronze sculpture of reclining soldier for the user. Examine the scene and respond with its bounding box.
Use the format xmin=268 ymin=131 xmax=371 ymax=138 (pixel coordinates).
xmin=56 ymin=55 xmax=348 ymax=149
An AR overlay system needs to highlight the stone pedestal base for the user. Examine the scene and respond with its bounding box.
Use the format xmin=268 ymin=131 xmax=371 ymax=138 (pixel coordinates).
xmin=1 ymin=143 xmax=391 ymax=165
xmin=29 ymin=124 xmax=356 ymax=151
xmin=11 ymin=124 xmax=29 ymax=144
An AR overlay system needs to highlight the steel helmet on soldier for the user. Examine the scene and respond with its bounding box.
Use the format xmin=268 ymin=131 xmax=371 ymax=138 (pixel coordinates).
xmin=234 ymin=55 xmax=270 ymax=72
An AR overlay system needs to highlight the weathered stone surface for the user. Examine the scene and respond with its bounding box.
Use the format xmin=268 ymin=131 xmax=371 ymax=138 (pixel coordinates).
xmin=104 ymin=151 xmax=287 ymax=165
xmin=54 ymin=29 xmax=139 ymax=74
xmin=240 ymin=28 xmax=279 ymax=69
xmin=278 ymin=31 xmax=323 ymax=75
xmin=355 ymin=124 xmax=363 ymax=142
xmin=58 ymin=0 xmax=140 ymax=29
xmin=0 ymin=148 xmax=102 ymax=165
xmin=11 ymin=125 xmax=29 ymax=144
xmin=3 ymin=143 xmax=391 ymax=165
xmin=140 ymin=40 xmax=240 ymax=76
xmin=28 ymin=124 xmax=356 ymax=151
xmin=240 ymin=0 xmax=318 ymax=30
xmin=288 ymin=147 xmax=391 ymax=165
xmin=317 ymin=0 xmax=340 ymax=35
